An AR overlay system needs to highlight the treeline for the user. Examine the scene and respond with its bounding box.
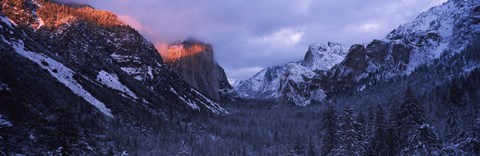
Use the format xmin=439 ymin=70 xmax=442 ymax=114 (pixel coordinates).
xmin=320 ymin=87 xmax=480 ymax=156
xmin=38 ymin=1 xmax=123 ymax=28
xmin=1 ymin=0 xmax=123 ymax=28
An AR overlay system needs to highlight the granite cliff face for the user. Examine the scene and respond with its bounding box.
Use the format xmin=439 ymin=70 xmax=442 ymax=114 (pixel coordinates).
xmin=164 ymin=40 xmax=239 ymax=102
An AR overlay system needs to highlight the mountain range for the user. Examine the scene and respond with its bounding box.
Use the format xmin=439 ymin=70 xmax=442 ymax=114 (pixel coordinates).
xmin=235 ymin=0 xmax=480 ymax=106
xmin=1 ymin=0 xmax=480 ymax=155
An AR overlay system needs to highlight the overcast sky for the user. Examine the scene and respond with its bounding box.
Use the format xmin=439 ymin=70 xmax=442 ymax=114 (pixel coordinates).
xmin=65 ymin=0 xmax=447 ymax=82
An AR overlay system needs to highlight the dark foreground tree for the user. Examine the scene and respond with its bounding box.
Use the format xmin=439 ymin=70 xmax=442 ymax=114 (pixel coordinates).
xmin=367 ymin=106 xmax=389 ymax=155
xmin=389 ymin=87 xmax=425 ymax=154
xmin=320 ymin=105 xmax=337 ymax=155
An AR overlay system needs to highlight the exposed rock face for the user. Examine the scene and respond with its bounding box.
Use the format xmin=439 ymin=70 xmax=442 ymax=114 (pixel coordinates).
xmin=342 ymin=45 xmax=368 ymax=71
xmin=164 ymin=40 xmax=239 ymax=101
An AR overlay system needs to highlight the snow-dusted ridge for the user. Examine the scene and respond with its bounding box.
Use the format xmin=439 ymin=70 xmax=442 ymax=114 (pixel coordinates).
xmin=385 ymin=0 xmax=480 ymax=75
xmin=9 ymin=39 xmax=113 ymax=117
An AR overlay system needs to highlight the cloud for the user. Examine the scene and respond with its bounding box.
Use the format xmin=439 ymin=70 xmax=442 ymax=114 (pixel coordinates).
xmin=82 ymin=0 xmax=447 ymax=82
xmin=118 ymin=15 xmax=143 ymax=31
xmin=226 ymin=67 xmax=264 ymax=82
xmin=357 ymin=23 xmax=382 ymax=32
xmin=154 ymin=42 xmax=169 ymax=56
xmin=255 ymin=28 xmax=304 ymax=47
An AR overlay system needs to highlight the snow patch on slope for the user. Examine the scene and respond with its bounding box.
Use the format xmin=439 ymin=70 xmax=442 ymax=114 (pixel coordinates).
xmin=0 ymin=114 xmax=13 ymax=128
xmin=119 ymin=67 xmax=143 ymax=81
xmin=111 ymin=53 xmax=141 ymax=63
xmin=96 ymin=70 xmax=138 ymax=99
xmin=191 ymin=89 xmax=229 ymax=115
xmin=11 ymin=40 xmax=113 ymax=117
xmin=0 ymin=15 xmax=15 ymax=28
xmin=170 ymin=87 xmax=200 ymax=110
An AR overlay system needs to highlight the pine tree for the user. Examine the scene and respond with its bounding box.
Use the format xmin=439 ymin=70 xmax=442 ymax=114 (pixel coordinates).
xmin=449 ymin=83 xmax=463 ymax=107
xmin=367 ymin=106 xmax=389 ymax=156
xmin=355 ymin=111 xmax=367 ymax=155
xmin=444 ymin=106 xmax=461 ymax=142
xmin=320 ymin=105 xmax=337 ymax=155
xmin=400 ymin=124 xmax=441 ymax=155
xmin=330 ymin=106 xmax=363 ymax=156
xmin=395 ymin=87 xmax=425 ymax=129
xmin=390 ymin=87 xmax=425 ymax=154
xmin=56 ymin=108 xmax=80 ymax=155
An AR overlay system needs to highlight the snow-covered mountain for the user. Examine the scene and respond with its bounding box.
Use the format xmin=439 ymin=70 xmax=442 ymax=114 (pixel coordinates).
xmin=324 ymin=0 xmax=480 ymax=92
xmin=1 ymin=0 xmax=228 ymax=115
xmin=236 ymin=0 xmax=480 ymax=106
xmin=234 ymin=42 xmax=348 ymax=105
xmin=164 ymin=40 xmax=239 ymax=102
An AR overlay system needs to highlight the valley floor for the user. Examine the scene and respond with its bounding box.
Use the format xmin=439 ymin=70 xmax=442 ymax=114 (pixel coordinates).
xmin=190 ymin=100 xmax=325 ymax=155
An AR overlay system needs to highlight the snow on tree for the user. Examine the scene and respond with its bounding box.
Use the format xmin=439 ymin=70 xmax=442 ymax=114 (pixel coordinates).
xmin=389 ymin=87 xmax=426 ymax=154
xmin=355 ymin=111 xmax=367 ymax=155
xmin=394 ymin=87 xmax=425 ymax=131
xmin=330 ymin=105 xmax=364 ymax=156
xmin=397 ymin=88 xmax=424 ymax=131
xmin=401 ymin=124 xmax=441 ymax=156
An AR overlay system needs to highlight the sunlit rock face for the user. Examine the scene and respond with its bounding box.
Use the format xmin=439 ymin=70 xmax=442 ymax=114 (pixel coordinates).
xmin=164 ymin=39 xmax=239 ymax=101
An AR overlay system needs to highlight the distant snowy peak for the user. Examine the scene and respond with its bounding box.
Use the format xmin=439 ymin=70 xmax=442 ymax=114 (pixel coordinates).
xmin=302 ymin=42 xmax=348 ymax=71
xmin=235 ymin=42 xmax=347 ymax=101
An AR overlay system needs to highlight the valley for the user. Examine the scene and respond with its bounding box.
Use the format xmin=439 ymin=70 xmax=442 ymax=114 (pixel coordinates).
xmin=198 ymin=100 xmax=325 ymax=155
xmin=1 ymin=0 xmax=480 ymax=155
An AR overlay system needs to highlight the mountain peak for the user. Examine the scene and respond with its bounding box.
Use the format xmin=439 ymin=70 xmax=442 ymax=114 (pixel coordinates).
xmin=164 ymin=40 xmax=238 ymax=101
xmin=165 ymin=40 xmax=213 ymax=63
xmin=302 ymin=42 xmax=348 ymax=70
